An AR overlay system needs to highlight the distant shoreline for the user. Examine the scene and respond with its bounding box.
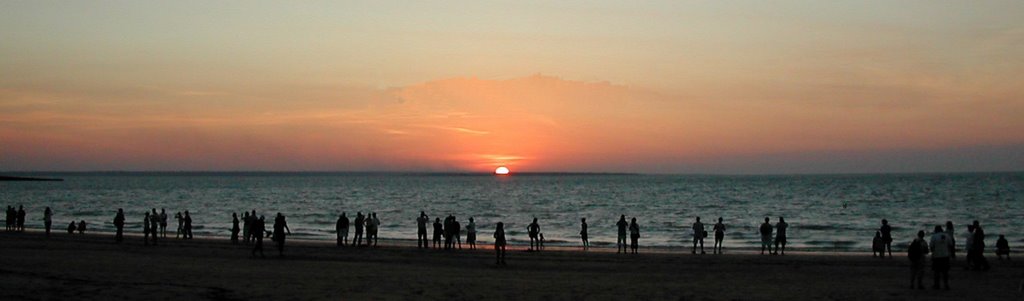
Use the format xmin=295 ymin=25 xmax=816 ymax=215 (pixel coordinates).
xmin=0 ymin=175 xmax=63 ymax=181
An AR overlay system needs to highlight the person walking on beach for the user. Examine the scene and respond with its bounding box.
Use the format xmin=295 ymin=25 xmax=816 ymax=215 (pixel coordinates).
xmin=353 ymin=212 xmax=364 ymax=247
xmin=113 ymin=208 xmax=125 ymax=243
xmin=930 ymin=225 xmax=952 ymax=290
xmin=774 ymin=216 xmax=788 ymax=255
xmin=995 ymin=235 xmax=1010 ymax=260
xmin=17 ymin=205 xmax=26 ymax=232
xmin=909 ymin=230 xmax=929 ymax=289
xmin=580 ymin=218 xmax=589 ymax=250
xmin=527 ymin=218 xmax=541 ymax=251
xmin=175 ymin=212 xmax=184 ymax=238
xmin=43 ymin=207 xmax=53 ymax=237
xmin=692 ymin=217 xmax=705 ymax=254
xmin=337 ymin=213 xmax=349 ymax=247
xmin=713 ymin=217 xmax=726 ymax=254
xmin=760 ymin=217 xmax=773 ymax=255
xmin=467 ymin=217 xmax=477 ymax=250
xmin=945 ymin=221 xmax=956 ymax=260
xmin=144 ymin=212 xmax=153 ymax=245
xmin=273 ymin=213 xmax=291 ymax=257
xmin=494 ymin=222 xmax=507 ymax=265
xmin=432 ymin=217 xmax=443 ymax=249
xmin=242 ymin=211 xmax=251 ymax=244
xmin=616 ymin=215 xmax=628 ymax=254
xmin=252 ymin=215 xmax=266 ymax=258
xmin=231 ymin=213 xmax=240 ymax=244
xmin=880 ymin=219 xmax=893 ymax=258
xmin=159 ymin=209 xmax=168 ymax=238
xmin=629 ymin=217 xmax=640 ymax=254
xmin=183 ymin=211 xmax=193 ymax=239
xmin=416 ymin=211 xmax=429 ymax=249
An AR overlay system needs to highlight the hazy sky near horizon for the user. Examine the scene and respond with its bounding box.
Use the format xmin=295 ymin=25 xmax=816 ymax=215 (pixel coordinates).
xmin=2 ymin=1 xmax=1023 ymax=173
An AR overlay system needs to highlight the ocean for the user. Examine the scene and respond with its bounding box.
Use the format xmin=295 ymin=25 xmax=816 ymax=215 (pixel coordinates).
xmin=1 ymin=172 xmax=1021 ymax=252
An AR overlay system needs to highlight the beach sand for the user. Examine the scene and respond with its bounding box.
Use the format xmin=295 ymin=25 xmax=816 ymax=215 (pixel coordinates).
xmin=0 ymin=231 xmax=1020 ymax=300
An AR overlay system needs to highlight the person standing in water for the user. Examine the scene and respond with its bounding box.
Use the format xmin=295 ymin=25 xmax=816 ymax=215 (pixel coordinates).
xmin=527 ymin=218 xmax=541 ymax=251
xmin=713 ymin=217 xmax=726 ymax=254
xmin=43 ymin=207 xmax=53 ymax=237
xmin=692 ymin=217 xmax=705 ymax=254
xmin=416 ymin=211 xmax=429 ymax=249
xmin=273 ymin=213 xmax=291 ymax=257
xmin=760 ymin=217 xmax=773 ymax=255
xmin=629 ymin=217 xmax=640 ymax=254
xmin=494 ymin=222 xmax=507 ymax=265
xmin=774 ymin=216 xmax=788 ymax=255
xmin=880 ymin=219 xmax=893 ymax=258
xmin=616 ymin=215 xmax=628 ymax=254
xmin=580 ymin=218 xmax=589 ymax=251
xmin=252 ymin=215 xmax=266 ymax=258
xmin=113 ymin=208 xmax=125 ymax=243
xmin=230 ymin=213 xmax=240 ymax=244
xmin=466 ymin=217 xmax=477 ymax=250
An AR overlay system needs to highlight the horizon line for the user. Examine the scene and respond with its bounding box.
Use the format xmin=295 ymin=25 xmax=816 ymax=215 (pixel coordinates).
xmin=2 ymin=170 xmax=1022 ymax=177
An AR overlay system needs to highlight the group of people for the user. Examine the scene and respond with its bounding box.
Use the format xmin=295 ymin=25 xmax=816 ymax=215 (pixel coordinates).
xmin=109 ymin=208 xmax=192 ymax=245
xmin=427 ymin=213 xmax=477 ymax=250
xmin=758 ymin=217 xmax=789 ymax=255
xmin=611 ymin=215 xmax=640 ymax=254
xmin=332 ymin=212 xmax=379 ymax=247
xmin=230 ymin=210 xmax=291 ymax=257
xmin=903 ymin=220 xmax=1011 ymax=291
xmin=5 ymin=205 xmax=26 ymax=232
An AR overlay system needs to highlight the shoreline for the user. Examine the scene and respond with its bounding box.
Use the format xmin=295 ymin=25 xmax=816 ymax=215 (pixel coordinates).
xmin=1 ymin=230 xmax=1021 ymax=300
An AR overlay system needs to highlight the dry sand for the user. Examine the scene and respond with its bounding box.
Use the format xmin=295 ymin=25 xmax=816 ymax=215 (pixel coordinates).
xmin=0 ymin=231 xmax=1021 ymax=300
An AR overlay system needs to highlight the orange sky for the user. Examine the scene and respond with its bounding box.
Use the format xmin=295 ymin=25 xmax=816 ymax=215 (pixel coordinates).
xmin=1 ymin=2 xmax=1023 ymax=173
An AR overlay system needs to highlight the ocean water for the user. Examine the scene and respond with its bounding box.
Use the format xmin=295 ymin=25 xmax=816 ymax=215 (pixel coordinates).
xmin=1 ymin=172 xmax=1022 ymax=252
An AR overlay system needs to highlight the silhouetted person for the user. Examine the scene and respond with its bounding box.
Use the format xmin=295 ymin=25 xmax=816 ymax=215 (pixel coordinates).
xmin=17 ymin=205 xmax=26 ymax=232
xmin=760 ymin=217 xmax=773 ymax=255
xmin=149 ymin=212 xmax=159 ymax=245
xmin=494 ymin=222 xmax=506 ymax=265
xmin=629 ymin=217 xmax=640 ymax=254
xmin=67 ymin=221 xmax=76 ymax=234
xmin=996 ymin=235 xmax=1010 ymax=260
xmin=971 ymin=220 xmax=990 ymax=270
xmin=353 ymin=212 xmax=364 ymax=247
xmin=248 ymin=210 xmax=257 ymax=242
xmin=930 ymin=225 xmax=952 ymax=290
xmin=443 ymin=215 xmax=454 ymax=250
xmin=4 ymin=206 xmax=11 ymax=231
xmin=527 ymin=218 xmax=541 ymax=251
xmin=43 ymin=207 xmax=53 ymax=237
xmin=242 ymin=211 xmax=251 ymax=244
xmin=453 ymin=216 xmax=462 ymax=249
xmin=113 ymin=208 xmax=125 ymax=243
xmin=432 ymin=217 xmax=442 ymax=249
xmin=616 ymin=215 xmax=628 ymax=253
xmin=159 ymin=209 xmax=168 ymax=238
xmin=580 ymin=218 xmax=589 ymax=250
xmin=183 ymin=211 xmax=193 ymax=239
xmin=77 ymin=220 xmax=86 ymax=234
xmin=713 ymin=217 xmax=725 ymax=254
xmin=368 ymin=212 xmax=380 ymax=247
xmin=252 ymin=215 xmax=266 ymax=258
xmin=539 ymin=233 xmax=545 ymax=250
xmin=945 ymin=221 xmax=956 ymax=260
xmin=467 ymin=217 xmax=477 ymax=250
xmin=231 ymin=213 xmax=240 ymax=244
xmin=909 ymin=230 xmax=929 ymax=289
xmin=416 ymin=211 xmax=428 ymax=249
xmin=774 ymin=217 xmax=788 ymax=255
xmin=337 ymin=213 xmax=348 ymax=246
xmin=880 ymin=219 xmax=893 ymax=258
xmin=175 ymin=212 xmax=184 ymax=238
xmin=273 ymin=213 xmax=291 ymax=257
xmin=873 ymin=231 xmax=884 ymax=257
xmin=692 ymin=217 xmax=705 ymax=254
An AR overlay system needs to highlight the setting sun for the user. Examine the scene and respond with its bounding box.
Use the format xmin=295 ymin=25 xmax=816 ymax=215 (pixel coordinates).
xmin=494 ymin=166 xmax=510 ymax=175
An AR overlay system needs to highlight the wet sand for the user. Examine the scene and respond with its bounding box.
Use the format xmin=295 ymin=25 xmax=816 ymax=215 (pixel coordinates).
xmin=0 ymin=231 xmax=1020 ymax=300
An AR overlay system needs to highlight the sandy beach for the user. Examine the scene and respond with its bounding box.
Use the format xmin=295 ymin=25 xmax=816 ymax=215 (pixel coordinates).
xmin=0 ymin=231 xmax=1020 ymax=300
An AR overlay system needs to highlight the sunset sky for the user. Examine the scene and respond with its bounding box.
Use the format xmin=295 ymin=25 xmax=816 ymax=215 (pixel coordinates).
xmin=2 ymin=1 xmax=1023 ymax=173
